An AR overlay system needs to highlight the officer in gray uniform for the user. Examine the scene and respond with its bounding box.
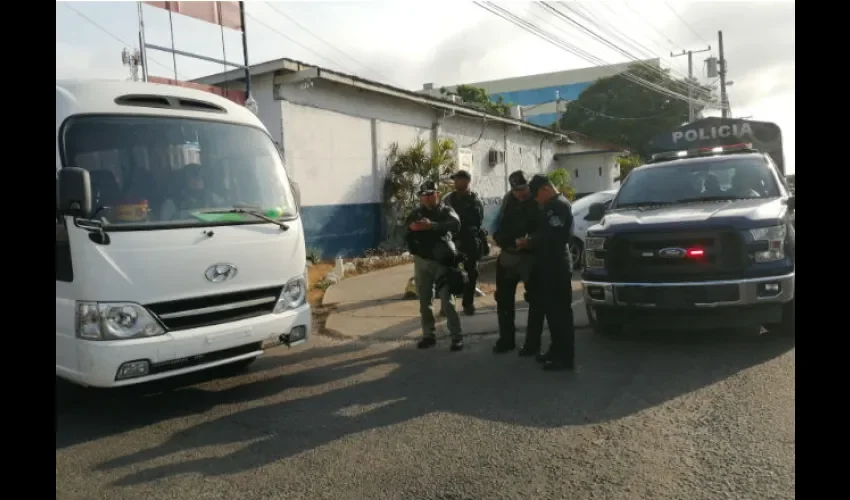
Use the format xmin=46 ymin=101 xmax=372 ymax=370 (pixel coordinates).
xmin=519 ymin=174 xmax=576 ymax=371
xmin=405 ymin=180 xmax=465 ymax=352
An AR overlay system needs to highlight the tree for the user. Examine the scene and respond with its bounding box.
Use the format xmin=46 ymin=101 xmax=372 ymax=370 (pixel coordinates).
xmin=442 ymin=84 xmax=512 ymax=116
xmin=558 ymin=64 xmax=714 ymax=159
xmin=615 ymin=154 xmax=643 ymax=182
xmin=547 ymin=168 xmax=577 ymax=201
xmin=381 ymin=138 xmax=457 ymax=249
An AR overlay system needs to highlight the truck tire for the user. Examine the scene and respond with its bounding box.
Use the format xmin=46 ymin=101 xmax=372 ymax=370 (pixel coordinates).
xmin=765 ymin=298 xmax=795 ymax=337
xmin=587 ymin=304 xmax=624 ymax=337
xmin=570 ymin=238 xmax=584 ymax=270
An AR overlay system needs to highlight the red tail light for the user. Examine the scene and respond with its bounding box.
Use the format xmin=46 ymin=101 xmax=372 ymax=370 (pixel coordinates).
xmin=686 ymin=247 xmax=705 ymax=258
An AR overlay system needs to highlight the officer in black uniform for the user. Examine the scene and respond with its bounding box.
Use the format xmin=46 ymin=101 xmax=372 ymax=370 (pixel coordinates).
xmin=442 ymin=169 xmax=485 ymax=315
xmin=491 ymin=171 xmax=545 ymax=356
xmin=519 ymin=174 xmax=576 ymax=371
xmin=405 ymin=180 xmax=465 ymax=351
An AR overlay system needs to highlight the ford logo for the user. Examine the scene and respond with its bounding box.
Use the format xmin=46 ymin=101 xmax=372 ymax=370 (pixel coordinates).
xmin=657 ymin=247 xmax=686 ymax=258
xmin=204 ymin=263 xmax=238 ymax=283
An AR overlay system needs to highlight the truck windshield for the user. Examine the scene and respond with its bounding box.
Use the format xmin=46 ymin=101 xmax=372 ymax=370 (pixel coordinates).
xmin=60 ymin=115 xmax=297 ymax=229
xmin=614 ymin=156 xmax=781 ymax=208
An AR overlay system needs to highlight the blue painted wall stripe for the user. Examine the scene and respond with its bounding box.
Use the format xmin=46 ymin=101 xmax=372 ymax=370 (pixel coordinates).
xmin=489 ymin=81 xmax=593 ymax=107
xmin=301 ymin=203 xmax=382 ymax=258
xmin=301 ymin=196 xmax=510 ymax=258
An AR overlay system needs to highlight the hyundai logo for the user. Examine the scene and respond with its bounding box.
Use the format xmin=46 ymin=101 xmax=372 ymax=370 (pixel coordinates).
xmin=204 ymin=263 xmax=238 ymax=283
xmin=657 ymin=247 xmax=686 ymax=259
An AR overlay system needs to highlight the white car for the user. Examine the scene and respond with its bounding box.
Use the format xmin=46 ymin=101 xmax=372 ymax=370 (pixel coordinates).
xmin=570 ymin=189 xmax=618 ymax=268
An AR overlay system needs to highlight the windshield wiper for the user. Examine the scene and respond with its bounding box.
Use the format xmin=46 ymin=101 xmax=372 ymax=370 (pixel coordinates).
xmin=613 ymin=201 xmax=674 ymax=209
xmin=196 ymin=208 xmax=290 ymax=231
xmin=675 ymin=195 xmax=761 ymax=203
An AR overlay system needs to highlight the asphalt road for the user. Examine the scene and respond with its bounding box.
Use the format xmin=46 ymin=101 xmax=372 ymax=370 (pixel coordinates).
xmin=57 ymin=328 xmax=795 ymax=500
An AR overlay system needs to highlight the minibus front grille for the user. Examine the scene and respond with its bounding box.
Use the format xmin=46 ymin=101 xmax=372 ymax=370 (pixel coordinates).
xmin=147 ymin=286 xmax=282 ymax=331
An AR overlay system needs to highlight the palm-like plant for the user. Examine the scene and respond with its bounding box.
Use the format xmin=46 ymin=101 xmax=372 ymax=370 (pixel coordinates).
xmin=382 ymin=138 xmax=457 ymax=246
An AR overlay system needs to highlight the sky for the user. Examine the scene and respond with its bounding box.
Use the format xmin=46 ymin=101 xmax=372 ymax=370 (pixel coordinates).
xmin=56 ymin=0 xmax=795 ymax=174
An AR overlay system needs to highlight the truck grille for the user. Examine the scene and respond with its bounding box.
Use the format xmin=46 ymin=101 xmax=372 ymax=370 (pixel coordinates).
xmin=607 ymin=230 xmax=744 ymax=283
xmin=147 ymin=286 xmax=282 ymax=331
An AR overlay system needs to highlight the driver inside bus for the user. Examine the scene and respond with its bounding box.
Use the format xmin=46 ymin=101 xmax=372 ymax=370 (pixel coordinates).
xmin=159 ymin=163 xmax=225 ymax=221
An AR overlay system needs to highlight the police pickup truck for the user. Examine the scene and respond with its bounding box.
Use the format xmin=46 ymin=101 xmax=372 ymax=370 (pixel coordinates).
xmin=580 ymin=143 xmax=795 ymax=337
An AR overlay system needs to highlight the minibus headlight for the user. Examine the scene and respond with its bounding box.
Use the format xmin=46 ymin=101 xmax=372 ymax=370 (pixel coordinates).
xmin=75 ymin=302 xmax=165 ymax=341
xmin=274 ymin=275 xmax=308 ymax=313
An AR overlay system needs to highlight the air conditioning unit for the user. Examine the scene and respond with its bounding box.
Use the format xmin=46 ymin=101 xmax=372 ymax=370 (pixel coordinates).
xmin=449 ymin=94 xmax=463 ymax=104
xmin=508 ymin=105 xmax=523 ymax=120
xmin=488 ymin=149 xmax=500 ymax=166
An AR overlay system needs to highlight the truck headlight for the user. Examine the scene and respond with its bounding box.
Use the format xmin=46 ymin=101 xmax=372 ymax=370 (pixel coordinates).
xmin=749 ymin=225 xmax=787 ymax=262
xmin=274 ymin=274 xmax=308 ymax=313
xmin=75 ymin=302 xmax=165 ymax=341
xmin=584 ymin=236 xmax=607 ymax=269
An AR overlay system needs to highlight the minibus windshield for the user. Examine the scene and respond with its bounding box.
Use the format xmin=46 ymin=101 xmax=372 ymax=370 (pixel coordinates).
xmin=60 ymin=115 xmax=297 ymax=229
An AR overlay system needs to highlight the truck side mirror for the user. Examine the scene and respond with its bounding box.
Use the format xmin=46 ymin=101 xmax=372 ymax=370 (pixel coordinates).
xmin=57 ymin=167 xmax=92 ymax=218
xmin=585 ymin=202 xmax=606 ymax=222
xmin=786 ymin=195 xmax=795 ymax=211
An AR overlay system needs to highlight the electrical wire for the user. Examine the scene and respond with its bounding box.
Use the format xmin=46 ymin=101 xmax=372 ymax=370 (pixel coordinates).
xmin=244 ymin=11 xmax=355 ymax=74
xmin=663 ymin=0 xmax=711 ymax=47
xmin=475 ymin=2 xmax=721 ymax=110
xmin=61 ymin=2 xmax=185 ymax=79
xmin=262 ymin=2 xmax=400 ymax=86
xmin=537 ymin=2 xmax=710 ymax=102
xmin=618 ymin=0 xmax=686 ymax=53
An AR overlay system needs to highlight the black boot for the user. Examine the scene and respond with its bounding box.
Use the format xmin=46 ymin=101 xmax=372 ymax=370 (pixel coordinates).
xmin=417 ymin=337 xmax=437 ymax=349
xmin=535 ymin=350 xmax=553 ymax=363
xmin=518 ymin=344 xmax=541 ymax=358
xmin=492 ymin=338 xmax=516 ymax=354
xmin=450 ymin=338 xmax=464 ymax=352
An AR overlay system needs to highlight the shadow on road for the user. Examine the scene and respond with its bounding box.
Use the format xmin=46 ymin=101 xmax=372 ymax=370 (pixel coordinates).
xmin=56 ymin=322 xmax=795 ymax=487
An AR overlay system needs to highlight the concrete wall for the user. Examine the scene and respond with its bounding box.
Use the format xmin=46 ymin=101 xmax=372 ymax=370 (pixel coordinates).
xmin=440 ymin=116 xmax=561 ymax=231
xmin=556 ymin=142 xmax=621 ymax=195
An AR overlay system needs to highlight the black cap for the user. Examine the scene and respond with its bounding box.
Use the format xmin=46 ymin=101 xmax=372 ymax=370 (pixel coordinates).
xmin=451 ymin=169 xmax=471 ymax=180
xmin=528 ymin=174 xmax=553 ymax=197
xmin=418 ymin=180 xmax=438 ymax=196
xmin=508 ymin=170 xmax=528 ymax=190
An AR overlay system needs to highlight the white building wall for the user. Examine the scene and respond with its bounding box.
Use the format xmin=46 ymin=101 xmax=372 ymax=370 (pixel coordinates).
xmin=556 ymin=142 xmax=622 ymax=195
xmin=236 ymin=77 xmax=573 ymax=256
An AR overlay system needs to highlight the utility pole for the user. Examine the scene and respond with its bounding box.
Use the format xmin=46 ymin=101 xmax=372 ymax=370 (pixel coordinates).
xmin=718 ymin=30 xmax=729 ymax=119
xmin=671 ymin=46 xmax=711 ymax=123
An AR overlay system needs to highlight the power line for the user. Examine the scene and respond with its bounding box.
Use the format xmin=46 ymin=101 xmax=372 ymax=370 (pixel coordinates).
xmin=537 ymin=2 xmax=708 ymax=101
xmin=261 ymin=2 xmax=399 ymax=86
xmin=619 ymin=0 xmax=684 ymax=52
xmin=61 ymin=2 xmax=183 ymax=79
xmin=480 ymin=2 xmax=719 ymax=109
xmin=542 ymin=2 xmax=700 ymax=93
xmin=243 ymin=11 xmax=356 ymax=76
xmin=663 ymin=1 xmax=711 ymax=46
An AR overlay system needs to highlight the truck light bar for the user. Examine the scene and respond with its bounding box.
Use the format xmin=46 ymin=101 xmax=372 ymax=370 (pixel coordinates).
xmin=650 ymin=143 xmax=758 ymax=163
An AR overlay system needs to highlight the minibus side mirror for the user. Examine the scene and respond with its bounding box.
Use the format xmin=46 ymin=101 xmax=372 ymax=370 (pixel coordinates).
xmin=291 ymin=180 xmax=302 ymax=208
xmin=57 ymin=167 xmax=93 ymax=218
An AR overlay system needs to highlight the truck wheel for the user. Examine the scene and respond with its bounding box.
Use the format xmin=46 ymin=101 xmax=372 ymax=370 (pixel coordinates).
xmin=587 ymin=304 xmax=624 ymax=337
xmin=570 ymin=238 xmax=584 ymax=270
xmin=765 ymin=298 xmax=795 ymax=337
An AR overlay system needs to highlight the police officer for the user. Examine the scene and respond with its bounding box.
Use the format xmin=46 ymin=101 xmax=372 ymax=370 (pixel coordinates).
xmin=442 ymin=169 xmax=485 ymax=315
xmin=518 ymin=174 xmax=576 ymax=371
xmin=491 ymin=171 xmax=546 ymax=356
xmin=405 ymin=180 xmax=465 ymax=352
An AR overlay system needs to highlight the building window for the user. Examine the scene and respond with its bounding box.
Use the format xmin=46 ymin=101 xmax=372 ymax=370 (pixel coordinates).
xmin=598 ymin=167 xmax=602 ymax=176
xmin=574 ymin=169 xmax=579 ymax=178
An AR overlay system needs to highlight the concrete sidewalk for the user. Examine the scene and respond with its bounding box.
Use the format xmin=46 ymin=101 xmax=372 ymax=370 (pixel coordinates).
xmin=322 ymin=262 xmax=588 ymax=341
